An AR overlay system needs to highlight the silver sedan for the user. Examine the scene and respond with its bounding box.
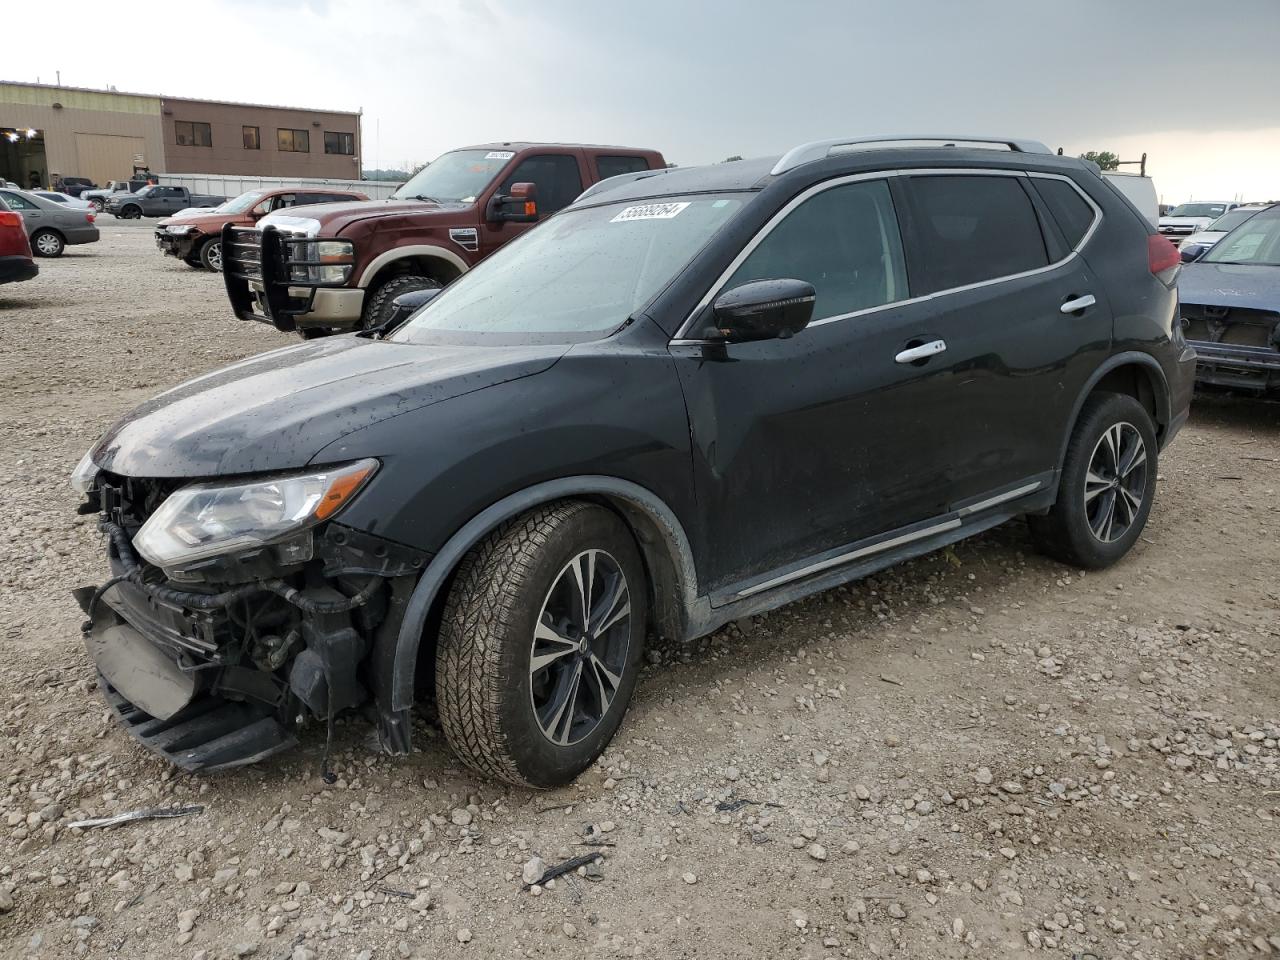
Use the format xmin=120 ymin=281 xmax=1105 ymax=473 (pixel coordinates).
xmin=0 ymin=188 xmax=100 ymax=257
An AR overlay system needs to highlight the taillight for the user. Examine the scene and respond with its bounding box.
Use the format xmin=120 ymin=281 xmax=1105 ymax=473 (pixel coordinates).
xmin=86 ymin=212 xmax=96 ymax=223
xmin=1148 ymin=234 xmax=1180 ymax=281
xmin=0 ymin=211 xmax=20 ymax=228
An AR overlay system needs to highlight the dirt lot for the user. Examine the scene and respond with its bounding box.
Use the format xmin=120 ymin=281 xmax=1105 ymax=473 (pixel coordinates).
xmin=1 ymin=220 xmax=1279 ymax=960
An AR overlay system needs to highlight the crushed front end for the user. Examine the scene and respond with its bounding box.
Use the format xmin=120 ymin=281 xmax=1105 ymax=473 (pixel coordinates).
xmin=1182 ymin=302 xmax=1280 ymax=391
xmin=74 ymin=461 xmax=426 ymax=774
xmin=155 ymin=224 xmax=199 ymax=262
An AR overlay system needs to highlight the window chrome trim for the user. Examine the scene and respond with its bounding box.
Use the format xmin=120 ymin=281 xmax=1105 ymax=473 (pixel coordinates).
xmin=672 ymin=166 xmax=1104 ymax=343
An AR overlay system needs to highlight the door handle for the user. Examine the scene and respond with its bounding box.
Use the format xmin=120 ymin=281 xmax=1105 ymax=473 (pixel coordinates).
xmin=895 ymin=339 xmax=947 ymax=364
xmin=1060 ymin=294 xmax=1096 ymax=314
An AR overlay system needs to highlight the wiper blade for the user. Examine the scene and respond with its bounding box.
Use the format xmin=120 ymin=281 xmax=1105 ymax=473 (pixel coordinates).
xmin=408 ymin=194 xmax=443 ymax=203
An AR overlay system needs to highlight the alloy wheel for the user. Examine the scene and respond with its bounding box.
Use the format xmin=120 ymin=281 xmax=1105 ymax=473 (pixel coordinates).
xmin=529 ymin=549 xmax=631 ymax=746
xmin=1083 ymin=422 xmax=1147 ymax=543
xmin=206 ymin=241 xmax=223 ymax=271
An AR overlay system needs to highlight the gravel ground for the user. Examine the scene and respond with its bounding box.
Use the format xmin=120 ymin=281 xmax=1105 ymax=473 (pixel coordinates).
xmin=1 ymin=220 xmax=1279 ymax=960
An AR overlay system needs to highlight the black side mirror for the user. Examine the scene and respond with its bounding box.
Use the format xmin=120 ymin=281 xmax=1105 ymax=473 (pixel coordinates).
xmin=362 ymin=285 xmax=443 ymax=339
xmin=712 ymin=278 xmax=816 ymax=343
xmin=1180 ymin=243 xmax=1207 ymax=263
xmin=486 ymin=182 xmax=538 ymax=223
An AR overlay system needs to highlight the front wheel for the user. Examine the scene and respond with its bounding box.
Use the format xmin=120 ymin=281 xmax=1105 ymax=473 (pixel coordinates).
xmin=90 ymin=198 xmax=105 ymax=213
xmin=1029 ymin=392 xmax=1158 ymax=569
xmin=435 ymin=502 xmax=647 ymax=787
xmin=199 ymin=237 xmax=223 ymax=271
xmin=122 ymin=205 xmax=142 ymax=220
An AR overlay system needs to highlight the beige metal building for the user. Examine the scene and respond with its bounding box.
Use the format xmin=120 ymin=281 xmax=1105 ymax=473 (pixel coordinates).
xmin=1 ymin=81 xmax=361 ymax=188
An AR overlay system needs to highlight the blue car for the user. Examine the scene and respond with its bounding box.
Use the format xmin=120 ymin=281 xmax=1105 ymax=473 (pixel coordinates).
xmin=1179 ymin=203 xmax=1280 ymax=391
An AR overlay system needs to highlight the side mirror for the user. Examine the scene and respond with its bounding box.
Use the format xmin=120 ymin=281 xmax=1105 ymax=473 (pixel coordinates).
xmin=1180 ymin=243 xmax=1207 ymax=263
xmin=364 ymin=285 xmax=443 ymax=338
xmin=712 ymin=278 xmax=816 ymax=343
xmin=487 ymin=182 xmax=538 ymax=223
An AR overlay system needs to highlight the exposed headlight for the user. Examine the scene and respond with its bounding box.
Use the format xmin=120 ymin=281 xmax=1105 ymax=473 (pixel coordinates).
xmin=70 ymin=449 xmax=98 ymax=495
xmin=289 ymin=239 xmax=355 ymax=285
xmin=133 ymin=459 xmax=378 ymax=570
xmin=167 ymin=224 xmax=193 ymax=235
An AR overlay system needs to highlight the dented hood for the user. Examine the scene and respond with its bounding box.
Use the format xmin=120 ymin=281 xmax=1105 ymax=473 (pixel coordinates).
xmin=92 ymin=336 xmax=566 ymax=478
xmin=1179 ymin=261 xmax=1280 ymax=310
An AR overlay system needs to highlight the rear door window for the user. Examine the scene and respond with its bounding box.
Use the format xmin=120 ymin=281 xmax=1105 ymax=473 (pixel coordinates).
xmin=596 ymin=155 xmax=650 ymax=180
xmin=0 ymin=191 xmax=37 ymax=210
xmin=725 ymin=179 xmax=909 ymax=321
xmin=900 ymin=175 xmax=1049 ymax=294
xmin=1031 ymin=177 xmax=1096 ymax=249
xmin=500 ymin=155 xmax=584 ymax=215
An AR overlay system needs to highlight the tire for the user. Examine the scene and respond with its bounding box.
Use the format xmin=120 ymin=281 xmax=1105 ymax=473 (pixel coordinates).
xmin=360 ymin=274 xmax=440 ymax=330
xmin=435 ymin=501 xmax=647 ymax=787
xmin=31 ymin=229 xmax=64 ymax=258
xmin=199 ymin=237 xmax=223 ymax=272
xmin=122 ymin=205 xmax=142 ymax=220
xmin=1029 ymin=392 xmax=1158 ymax=570
xmin=89 ymin=198 xmax=104 ymax=213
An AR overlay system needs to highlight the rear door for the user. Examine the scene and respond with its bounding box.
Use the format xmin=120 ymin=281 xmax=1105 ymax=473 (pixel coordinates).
xmin=890 ymin=170 xmax=1112 ymax=504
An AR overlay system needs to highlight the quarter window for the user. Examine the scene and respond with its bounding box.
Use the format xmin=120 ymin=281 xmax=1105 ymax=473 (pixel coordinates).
xmin=724 ymin=179 xmax=909 ymax=321
xmin=500 ymin=155 xmax=584 ymax=215
xmin=324 ymin=132 xmax=355 ymax=156
xmin=597 ymin=155 xmax=649 ymax=179
xmin=1031 ymin=177 xmax=1096 ymax=249
xmin=175 ymin=121 xmax=212 ymax=147
xmin=243 ymin=126 xmax=260 ymax=150
xmin=277 ymin=128 xmax=310 ymax=153
xmin=902 ymin=175 xmax=1049 ymax=294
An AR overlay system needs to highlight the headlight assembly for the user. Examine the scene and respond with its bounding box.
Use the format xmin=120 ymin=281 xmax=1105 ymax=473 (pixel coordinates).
xmin=167 ymin=225 xmax=194 ymax=235
xmin=133 ymin=459 xmax=377 ymax=570
xmin=288 ymin=239 xmax=355 ymax=285
xmin=70 ymin=449 xmax=98 ymax=495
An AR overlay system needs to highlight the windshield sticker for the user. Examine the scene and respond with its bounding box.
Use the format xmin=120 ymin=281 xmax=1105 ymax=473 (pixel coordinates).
xmin=484 ymin=151 xmax=515 ymax=160
xmin=610 ymin=202 xmax=691 ymax=223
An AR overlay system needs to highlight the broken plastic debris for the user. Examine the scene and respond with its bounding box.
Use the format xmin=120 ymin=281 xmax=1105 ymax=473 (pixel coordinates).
xmin=68 ymin=804 xmax=204 ymax=829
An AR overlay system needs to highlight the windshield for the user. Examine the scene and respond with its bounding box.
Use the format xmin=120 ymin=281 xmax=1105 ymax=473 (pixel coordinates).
xmin=392 ymin=194 xmax=747 ymax=345
xmin=217 ymin=190 xmax=268 ymax=214
xmin=1206 ymin=207 xmax=1262 ymax=233
xmin=1170 ymin=202 xmax=1227 ymax=218
xmin=133 ymin=185 xmax=155 ymax=198
xmin=1203 ymin=208 xmax=1280 ymax=266
xmin=390 ymin=150 xmax=515 ymax=203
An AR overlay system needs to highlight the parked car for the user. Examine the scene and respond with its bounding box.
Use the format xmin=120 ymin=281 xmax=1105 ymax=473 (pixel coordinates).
xmin=56 ymin=176 xmax=97 ymax=198
xmin=156 ymin=187 xmax=368 ymax=271
xmin=73 ymin=134 xmax=1193 ymax=783
xmin=1177 ymin=203 xmax=1270 ymax=255
xmin=0 ymin=208 xmax=37 ymax=285
xmin=0 ymin=188 xmax=99 ymax=257
xmin=33 ymin=190 xmax=94 ymax=210
xmin=223 ymin=142 xmax=665 ymax=336
xmin=1178 ymin=203 xmax=1280 ymax=391
xmin=82 ymin=179 xmax=150 ymax=213
xmin=1158 ymin=201 xmax=1239 ymax=243
xmin=107 ymin=185 xmax=225 ymax=219
xmin=1102 ymin=171 xmax=1158 ymax=227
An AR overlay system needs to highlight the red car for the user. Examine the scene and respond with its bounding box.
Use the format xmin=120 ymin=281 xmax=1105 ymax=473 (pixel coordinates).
xmin=0 ymin=209 xmax=38 ymax=285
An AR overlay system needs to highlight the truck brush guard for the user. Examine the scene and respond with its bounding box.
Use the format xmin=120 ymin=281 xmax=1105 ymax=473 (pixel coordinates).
xmin=222 ymin=224 xmax=355 ymax=333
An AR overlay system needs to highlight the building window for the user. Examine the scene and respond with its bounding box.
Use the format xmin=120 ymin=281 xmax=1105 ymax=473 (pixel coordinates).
xmin=277 ymin=128 xmax=310 ymax=153
xmin=324 ymin=131 xmax=355 ymax=156
xmin=243 ymin=126 xmax=260 ymax=150
xmin=175 ymin=121 xmax=212 ymax=147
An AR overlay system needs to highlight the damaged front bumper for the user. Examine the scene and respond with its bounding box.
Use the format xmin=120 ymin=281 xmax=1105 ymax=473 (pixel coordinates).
xmin=1183 ymin=304 xmax=1280 ymax=391
xmin=77 ymin=474 xmax=428 ymax=773
xmin=155 ymin=229 xmax=198 ymax=262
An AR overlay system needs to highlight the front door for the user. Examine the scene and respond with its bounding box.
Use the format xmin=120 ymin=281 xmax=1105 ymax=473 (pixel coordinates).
xmin=479 ymin=152 xmax=586 ymax=257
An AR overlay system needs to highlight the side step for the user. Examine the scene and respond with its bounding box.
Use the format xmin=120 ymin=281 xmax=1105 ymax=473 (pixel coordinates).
xmin=100 ymin=678 xmax=298 ymax=773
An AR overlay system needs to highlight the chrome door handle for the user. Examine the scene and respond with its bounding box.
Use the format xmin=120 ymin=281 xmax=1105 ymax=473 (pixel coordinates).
xmin=1060 ymin=294 xmax=1096 ymax=314
xmin=895 ymin=339 xmax=947 ymax=364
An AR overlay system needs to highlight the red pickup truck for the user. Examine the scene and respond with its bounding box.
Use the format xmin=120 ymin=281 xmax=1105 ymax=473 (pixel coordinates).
xmin=223 ymin=142 xmax=666 ymax=335
xmin=156 ymin=187 xmax=368 ymax=271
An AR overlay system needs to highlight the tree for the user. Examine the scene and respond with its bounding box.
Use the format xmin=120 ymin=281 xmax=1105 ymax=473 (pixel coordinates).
xmin=1079 ymin=150 xmax=1119 ymax=171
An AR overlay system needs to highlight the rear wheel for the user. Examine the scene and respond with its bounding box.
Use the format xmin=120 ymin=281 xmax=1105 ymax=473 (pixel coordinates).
xmin=361 ymin=274 xmax=440 ymax=330
xmin=31 ymin=229 xmax=64 ymax=258
xmin=435 ymin=502 xmax=647 ymax=787
xmin=1029 ymin=393 xmax=1158 ymax=569
xmin=199 ymin=237 xmax=223 ymax=271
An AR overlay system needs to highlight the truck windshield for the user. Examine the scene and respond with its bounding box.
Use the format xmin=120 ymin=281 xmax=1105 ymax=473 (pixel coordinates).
xmin=390 ymin=150 xmax=515 ymax=203
xmin=391 ymin=194 xmax=747 ymax=345
xmin=133 ymin=186 xmax=155 ymax=198
xmin=1202 ymin=208 xmax=1280 ymax=266
xmin=218 ymin=190 xmax=268 ymax=214
xmin=1170 ymin=202 xmax=1227 ymax=218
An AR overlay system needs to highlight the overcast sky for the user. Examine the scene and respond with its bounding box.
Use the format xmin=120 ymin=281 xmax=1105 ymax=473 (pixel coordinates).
xmin=8 ymin=0 xmax=1279 ymax=201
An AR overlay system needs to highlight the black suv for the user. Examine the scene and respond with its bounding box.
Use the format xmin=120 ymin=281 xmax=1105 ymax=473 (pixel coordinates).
xmin=72 ymin=135 xmax=1195 ymax=787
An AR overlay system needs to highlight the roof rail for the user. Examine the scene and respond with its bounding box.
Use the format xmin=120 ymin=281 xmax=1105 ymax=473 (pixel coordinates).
xmin=574 ymin=167 xmax=674 ymax=203
xmin=770 ymin=135 xmax=1053 ymax=176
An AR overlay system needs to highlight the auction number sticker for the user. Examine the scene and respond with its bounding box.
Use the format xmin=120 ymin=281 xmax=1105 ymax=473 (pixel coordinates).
xmin=610 ymin=202 xmax=690 ymax=223
xmin=484 ymin=151 xmax=515 ymax=160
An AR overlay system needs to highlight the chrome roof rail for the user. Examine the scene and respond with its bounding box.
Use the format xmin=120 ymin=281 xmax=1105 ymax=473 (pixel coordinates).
xmin=770 ymin=135 xmax=1053 ymax=176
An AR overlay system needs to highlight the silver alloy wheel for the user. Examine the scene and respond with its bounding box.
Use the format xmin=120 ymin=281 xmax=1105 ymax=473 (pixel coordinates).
xmin=529 ymin=549 xmax=631 ymax=746
xmin=1084 ymin=421 xmax=1147 ymax=543
xmin=34 ymin=232 xmax=61 ymax=256
xmin=206 ymin=240 xmax=222 ymax=271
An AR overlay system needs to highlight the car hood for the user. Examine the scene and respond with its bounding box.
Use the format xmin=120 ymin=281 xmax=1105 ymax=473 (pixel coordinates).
xmin=91 ymin=335 xmax=567 ymax=478
xmin=1181 ymin=230 xmax=1225 ymax=246
xmin=1160 ymin=216 xmax=1210 ymax=228
xmin=158 ymin=210 xmax=243 ymax=229
xmin=1179 ymin=261 xmax=1280 ymax=309
xmin=262 ymin=197 xmax=469 ymax=234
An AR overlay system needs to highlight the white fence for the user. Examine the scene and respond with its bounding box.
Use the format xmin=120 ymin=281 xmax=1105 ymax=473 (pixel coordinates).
xmin=154 ymin=172 xmax=403 ymax=201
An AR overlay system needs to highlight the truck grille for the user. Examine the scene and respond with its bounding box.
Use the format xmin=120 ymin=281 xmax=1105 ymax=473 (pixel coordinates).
xmin=224 ymin=227 xmax=263 ymax=280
